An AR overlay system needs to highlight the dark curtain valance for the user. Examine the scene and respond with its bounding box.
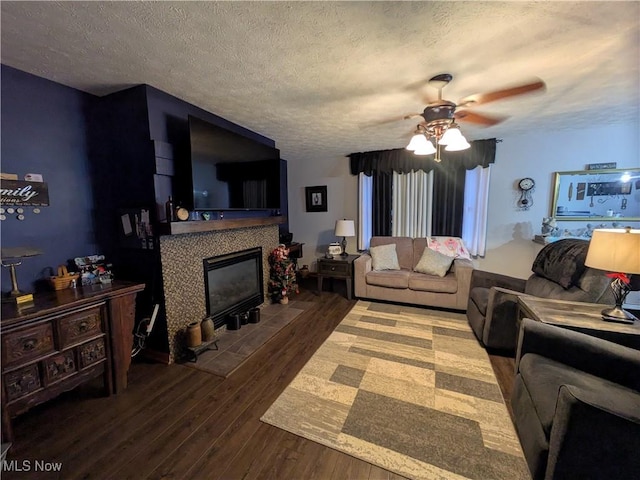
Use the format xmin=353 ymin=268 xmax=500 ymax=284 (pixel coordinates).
xmin=349 ymin=138 xmax=497 ymax=175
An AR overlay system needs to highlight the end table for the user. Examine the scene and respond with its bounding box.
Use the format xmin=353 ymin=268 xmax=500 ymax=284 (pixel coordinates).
xmin=317 ymin=254 xmax=360 ymax=300
xmin=517 ymin=296 xmax=640 ymax=350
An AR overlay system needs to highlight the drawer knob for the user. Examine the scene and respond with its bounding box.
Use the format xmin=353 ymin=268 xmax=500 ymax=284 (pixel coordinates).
xmin=78 ymin=321 xmax=89 ymax=332
xmin=331 ymin=266 xmax=336 ymax=271
xmin=22 ymin=339 xmax=36 ymax=351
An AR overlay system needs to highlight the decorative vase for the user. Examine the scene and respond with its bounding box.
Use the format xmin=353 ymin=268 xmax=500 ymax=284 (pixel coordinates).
xmin=299 ymin=265 xmax=310 ymax=278
xmin=186 ymin=321 xmax=202 ymax=347
xmin=279 ymin=296 xmax=289 ymax=305
xmin=201 ymin=317 xmax=215 ymax=342
xmin=227 ymin=313 xmax=242 ymax=330
xmin=248 ymin=307 xmax=261 ymax=323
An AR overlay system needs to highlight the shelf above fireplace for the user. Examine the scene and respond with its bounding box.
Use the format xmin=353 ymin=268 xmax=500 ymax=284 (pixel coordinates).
xmin=157 ymin=216 xmax=286 ymax=236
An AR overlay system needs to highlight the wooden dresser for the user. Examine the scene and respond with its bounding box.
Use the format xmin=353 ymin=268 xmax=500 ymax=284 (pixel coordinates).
xmin=1 ymin=281 xmax=145 ymax=442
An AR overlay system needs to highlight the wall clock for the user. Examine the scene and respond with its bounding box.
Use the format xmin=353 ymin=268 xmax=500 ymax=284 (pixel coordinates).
xmin=176 ymin=207 xmax=190 ymax=221
xmin=517 ymin=177 xmax=535 ymax=210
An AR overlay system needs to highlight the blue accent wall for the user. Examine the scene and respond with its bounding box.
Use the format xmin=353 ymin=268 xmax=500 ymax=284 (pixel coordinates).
xmin=1 ymin=65 xmax=288 ymax=314
xmin=145 ymin=85 xmax=274 ymax=147
xmin=1 ymin=65 xmax=98 ymax=293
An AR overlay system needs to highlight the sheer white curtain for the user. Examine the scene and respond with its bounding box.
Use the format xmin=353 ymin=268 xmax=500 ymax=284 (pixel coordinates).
xmin=358 ymin=173 xmax=373 ymax=250
xmin=462 ymin=165 xmax=491 ymax=256
xmin=392 ymin=170 xmax=433 ymax=238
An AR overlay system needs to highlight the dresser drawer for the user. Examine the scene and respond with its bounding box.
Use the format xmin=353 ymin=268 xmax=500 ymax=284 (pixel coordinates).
xmin=44 ymin=350 xmax=77 ymax=384
xmin=2 ymin=323 xmax=54 ymax=367
xmin=78 ymin=338 xmax=106 ymax=369
xmin=318 ymin=261 xmax=351 ymax=276
xmin=58 ymin=307 xmax=103 ymax=348
xmin=5 ymin=363 xmax=42 ymax=402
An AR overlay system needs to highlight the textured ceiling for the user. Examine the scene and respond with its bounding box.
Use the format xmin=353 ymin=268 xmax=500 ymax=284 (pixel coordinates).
xmin=1 ymin=1 xmax=639 ymax=163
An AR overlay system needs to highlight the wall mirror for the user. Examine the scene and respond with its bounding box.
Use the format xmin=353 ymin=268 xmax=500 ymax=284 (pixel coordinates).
xmin=551 ymin=168 xmax=640 ymax=221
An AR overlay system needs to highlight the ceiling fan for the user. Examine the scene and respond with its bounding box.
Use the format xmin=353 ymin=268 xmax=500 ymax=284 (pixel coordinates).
xmin=403 ymin=73 xmax=546 ymax=130
xmin=395 ymin=73 xmax=545 ymax=160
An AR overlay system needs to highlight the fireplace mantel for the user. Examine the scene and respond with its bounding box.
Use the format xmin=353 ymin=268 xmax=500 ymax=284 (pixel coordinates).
xmin=157 ymin=216 xmax=286 ymax=236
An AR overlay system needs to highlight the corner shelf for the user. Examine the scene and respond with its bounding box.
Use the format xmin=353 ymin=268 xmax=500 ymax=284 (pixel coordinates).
xmin=157 ymin=216 xmax=286 ymax=236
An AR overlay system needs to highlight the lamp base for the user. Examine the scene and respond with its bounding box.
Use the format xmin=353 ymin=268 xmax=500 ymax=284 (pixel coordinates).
xmin=601 ymin=306 xmax=637 ymax=324
xmin=2 ymin=291 xmax=34 ymax=305
xmin=340 ymin=237 xmax=348 ymax=256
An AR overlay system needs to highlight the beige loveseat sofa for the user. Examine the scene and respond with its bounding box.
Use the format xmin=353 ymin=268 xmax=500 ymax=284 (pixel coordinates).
xmin=354 ymin=236 xmax=474 ymax=310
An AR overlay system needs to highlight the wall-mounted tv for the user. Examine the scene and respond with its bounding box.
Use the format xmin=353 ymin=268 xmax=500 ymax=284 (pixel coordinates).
xmin=187 ymin=115 xmax=281 ymax=211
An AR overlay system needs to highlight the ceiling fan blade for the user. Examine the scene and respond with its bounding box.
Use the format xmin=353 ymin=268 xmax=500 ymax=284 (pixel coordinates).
xmin=457 ymin=79 xmax=546 ymax=107
xmin=454 ymin=110 xmax=506 ymax=126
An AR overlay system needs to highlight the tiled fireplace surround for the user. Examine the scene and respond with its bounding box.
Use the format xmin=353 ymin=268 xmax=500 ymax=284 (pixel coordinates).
xmin=159 ymin=224 xmax=279 ymax=363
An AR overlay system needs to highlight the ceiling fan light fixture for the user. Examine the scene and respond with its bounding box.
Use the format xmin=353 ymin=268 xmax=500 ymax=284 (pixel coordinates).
xmin=438 ymin=125 xmax=463 ymax=145
xmin=414 ymin=139 xmax=436 ymax=156
xmin=406 ymin=132 xmax=429 ymax=151
xmin=444 ymin=137 xmax=471 ymax=151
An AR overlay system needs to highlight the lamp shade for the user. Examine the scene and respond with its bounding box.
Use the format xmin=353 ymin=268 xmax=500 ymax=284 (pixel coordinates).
xmin=438 ymin=126 xmax=463 ymax=146
xmin=406 ymin=133 xmax=429 ymax=152
xmin=335 ymin=219 xmax=355 ymax=237
xmin=444 ymin=136 xmax=471 ymax=151
xmin=585 ymin=228 xmax=640 ymax=274
xmin=414 ymin=139 xmax=436 ymax=156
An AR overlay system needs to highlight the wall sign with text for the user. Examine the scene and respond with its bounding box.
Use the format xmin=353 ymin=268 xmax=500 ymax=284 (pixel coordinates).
xmin=0 ymin=180 xmax=50 ymax=206
xmin=586 ymin=162 xmax=617 ymax=170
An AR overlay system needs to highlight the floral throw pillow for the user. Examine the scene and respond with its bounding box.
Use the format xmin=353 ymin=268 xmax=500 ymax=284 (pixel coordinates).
xmin=369 ymin=244 xmax=400 ymax=271
xmin=414 ymin=247 xmax=454 ymax=277
xmin=427 ymin=237 xmax=471 ymax=260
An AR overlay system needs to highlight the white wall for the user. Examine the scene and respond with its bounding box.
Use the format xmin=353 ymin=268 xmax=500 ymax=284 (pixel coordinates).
xmin=286 ymin=152 xmax=358 ymax=271
xmin=478 ymin=122 xmax=639 ymax=279
xmin=287 ymin=121 xmax=640 ymax=305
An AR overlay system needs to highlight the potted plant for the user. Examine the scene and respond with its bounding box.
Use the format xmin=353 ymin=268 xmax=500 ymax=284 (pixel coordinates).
xmin=268 ymin=245 xmax=299 ymax=304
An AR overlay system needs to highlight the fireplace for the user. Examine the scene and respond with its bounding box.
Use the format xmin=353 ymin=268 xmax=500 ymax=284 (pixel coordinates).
xmin=204 ymin=247 xmax=264 ymax=329
xmin=159 ymin=223 xmax=277 ymax=363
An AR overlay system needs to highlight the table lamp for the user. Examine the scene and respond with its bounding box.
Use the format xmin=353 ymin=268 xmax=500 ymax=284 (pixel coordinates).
xmin=1 ymin=246 xmax=43 ymax=304
xmin=334 ymin=219 xmax=355 ymax=256
xmin=585 ymin=227 xmax=640 ymax=323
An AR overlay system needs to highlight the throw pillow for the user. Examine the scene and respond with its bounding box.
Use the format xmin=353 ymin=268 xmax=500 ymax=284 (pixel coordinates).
xmin=369 ymin=244 xmax=400 ymax=271
xmin=414 ymin=247 xmax=454 ymax=277
xmin=531 ymin=238 xmax=589 ymax=289
xmin=427 ymin=237 xmax=472 ymax=260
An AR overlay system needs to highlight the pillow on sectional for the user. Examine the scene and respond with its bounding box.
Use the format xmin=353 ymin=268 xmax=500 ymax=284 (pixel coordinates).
xmin=531 ymin=238 xmax=589 ymax=289
xmin=370 ymin=244 xmax=400 ymax=271
xmin=427 ymin=236 xmax=472 ymax=260
xmin=414 ymin=246 xmax=454 ymax=277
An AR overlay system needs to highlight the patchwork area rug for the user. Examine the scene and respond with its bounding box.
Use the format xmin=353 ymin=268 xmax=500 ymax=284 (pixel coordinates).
xmin=184 ymin=300 xmax=312 ymax=377
xmin=261 ymin=301 xmax=529 ymax=480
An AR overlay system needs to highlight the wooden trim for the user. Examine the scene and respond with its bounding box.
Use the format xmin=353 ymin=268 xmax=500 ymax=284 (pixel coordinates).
xmin=157 ymin=216 xmax=286 ymax=236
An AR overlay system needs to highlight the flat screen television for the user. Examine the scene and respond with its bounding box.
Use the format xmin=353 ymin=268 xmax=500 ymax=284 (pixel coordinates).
xmin=187 ymin=115 xmax=281 ymax=211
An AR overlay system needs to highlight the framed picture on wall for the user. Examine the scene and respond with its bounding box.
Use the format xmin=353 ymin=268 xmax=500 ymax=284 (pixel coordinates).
xmin=305 ymin=185 xmax=328 ymax=212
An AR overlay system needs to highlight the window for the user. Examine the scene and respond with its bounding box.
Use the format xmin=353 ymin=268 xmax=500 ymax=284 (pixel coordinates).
xmin=358 ymin=166 xmax=491 ymax=256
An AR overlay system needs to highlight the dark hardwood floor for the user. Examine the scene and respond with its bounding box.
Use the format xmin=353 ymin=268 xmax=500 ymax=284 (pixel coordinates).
xmin=3 ymin=285 xmax=516 ymax=480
